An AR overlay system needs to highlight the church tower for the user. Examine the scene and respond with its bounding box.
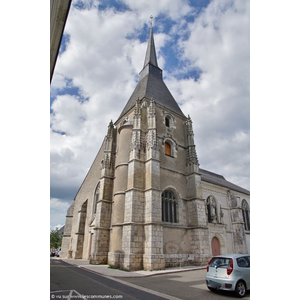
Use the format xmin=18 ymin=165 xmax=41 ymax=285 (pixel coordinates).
xmin=103 ymin=24 xmax=209 ymax=271
xmin=60 ymin=23 xmax=250 ymax=271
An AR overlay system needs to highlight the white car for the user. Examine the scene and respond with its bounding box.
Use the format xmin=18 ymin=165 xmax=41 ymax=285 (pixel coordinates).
xmin=55 ymin=247 xmax=61 ymax=257
xmin=206 ymin=254 xmax=250 ymax=298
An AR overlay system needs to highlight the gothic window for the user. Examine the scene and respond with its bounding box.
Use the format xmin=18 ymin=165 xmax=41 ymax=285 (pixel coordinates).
xmin=165 ymin=141 xmax=172 ymax=156
xmin=162 ymin=190 xmax=178 ymax=223
xmin=242 ymin=200 xmax=250 ymax=231
xmin=93 ymin=182 xmax=100 ymax=214
xmin=207 ymin=199 xmax=212 ymax=222
xmin=206 ymin=196 xmax=218 ymax=223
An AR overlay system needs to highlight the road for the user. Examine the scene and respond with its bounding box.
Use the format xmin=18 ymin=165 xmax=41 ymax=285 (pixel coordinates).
xmin=50 ymin=259 xmax=250 ymax=300
xmin=121 ymin=269 xmax=250 ymax=300
xmin=50 ymin=259 xmax=170 ymax=300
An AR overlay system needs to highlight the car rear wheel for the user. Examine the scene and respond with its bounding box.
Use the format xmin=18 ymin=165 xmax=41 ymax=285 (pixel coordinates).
xmin=235 ymin=280 xmax=246 ymax=298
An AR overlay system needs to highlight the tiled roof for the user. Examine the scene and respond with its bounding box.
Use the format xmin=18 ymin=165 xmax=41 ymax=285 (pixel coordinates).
xmin=118 ymin=71 xmax=185 ymax=120
xmin=199 ymin=168 xmax=250 ymax=195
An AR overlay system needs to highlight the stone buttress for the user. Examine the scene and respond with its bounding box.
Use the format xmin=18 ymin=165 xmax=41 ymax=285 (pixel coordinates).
xmin=90 ymin=121 xmax=116 ymax=264
xmin=185 ymin=116 xmax=210 ymax=265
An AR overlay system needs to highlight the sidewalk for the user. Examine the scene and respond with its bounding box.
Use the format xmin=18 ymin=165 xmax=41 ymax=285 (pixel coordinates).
xmin=55 ymin=257 xmax=206 ymax=278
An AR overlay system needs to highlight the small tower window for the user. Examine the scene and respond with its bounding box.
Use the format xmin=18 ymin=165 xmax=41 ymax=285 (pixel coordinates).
xmin=165 ymin=142 xmax=171 ymax=156
xmin=165 ymin=116 xmax=170 ymax=127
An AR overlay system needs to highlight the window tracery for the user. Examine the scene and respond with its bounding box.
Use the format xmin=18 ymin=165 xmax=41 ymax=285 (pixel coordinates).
xmin=242 ymin=200 xmax=250 ymax=231
xmin=93 ymin=182 xmax=100 ymax=214
xmin=162 ymin=190 xmax=178 ymax=223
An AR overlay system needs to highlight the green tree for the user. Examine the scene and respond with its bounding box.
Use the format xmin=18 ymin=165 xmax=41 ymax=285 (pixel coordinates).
xmin=50 ymin=229 xmax=63 ymax=250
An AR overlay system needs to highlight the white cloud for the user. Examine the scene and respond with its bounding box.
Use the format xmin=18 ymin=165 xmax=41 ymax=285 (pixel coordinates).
xmin=50 ymin=198 xmax=71 ymax=230
xmin=50 ymin=198 xmax=70 ymax=211
xmin=122 ymin=0 xmax=193 ymax=21
xmin=166 ymin=0 xmax=250 ymax=188
xmin=51 ymin=95 xmax=87 ymax=135
xmin=52 ymin=224 xmax=64 ymax=231
xmin=50 ymin=72 xmax=68 ymax=91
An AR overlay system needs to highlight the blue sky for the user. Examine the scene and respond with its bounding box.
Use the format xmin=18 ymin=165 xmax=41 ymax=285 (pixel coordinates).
xmin=50 ymin=0 xmax=250 ymax=230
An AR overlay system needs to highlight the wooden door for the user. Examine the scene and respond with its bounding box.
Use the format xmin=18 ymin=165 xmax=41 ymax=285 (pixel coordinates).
xmin=211 ymin=237 xmax=220 ymax=256
xmin=165 ymin=142 xmax=171 ymax=156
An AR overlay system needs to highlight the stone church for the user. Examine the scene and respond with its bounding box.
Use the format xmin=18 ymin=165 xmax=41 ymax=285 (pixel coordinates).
xmin=60 ymin=26 xmax=250 ymax=271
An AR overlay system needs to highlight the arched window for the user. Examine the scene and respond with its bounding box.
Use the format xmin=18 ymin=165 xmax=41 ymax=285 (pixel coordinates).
xmin=162 ymin=190 xmax=178 ymax=223
xmin=93 ymin=182 xmax=100 ymax=214
xmin=242 ymin=200 xmax=250 ymax=231
xmin=165 ymin=142 xmax=171 ymax=156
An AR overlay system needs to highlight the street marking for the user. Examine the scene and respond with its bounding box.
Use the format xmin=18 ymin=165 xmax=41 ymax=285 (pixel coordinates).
xmin=69 ymin=290 xmax=87 ymax=299
xmin=190 ymin=283 xmax=208 ymax=290
xmin=101 ymin=276 xmax=182 ymax=300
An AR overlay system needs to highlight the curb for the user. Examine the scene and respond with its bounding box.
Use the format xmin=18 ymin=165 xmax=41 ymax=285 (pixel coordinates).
xmin=58 ymin=258 xmax=206 ymax=278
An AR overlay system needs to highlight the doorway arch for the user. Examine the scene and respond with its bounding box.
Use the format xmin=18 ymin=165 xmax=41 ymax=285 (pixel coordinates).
xmin=211 ymin=237 xmax=221 ymax=256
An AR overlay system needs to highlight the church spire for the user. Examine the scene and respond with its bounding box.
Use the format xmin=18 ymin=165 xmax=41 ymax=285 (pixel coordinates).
xmin=117 ymin=18 xmax=186 ymax=121
xmin=143 ymin=16 xmax=158 ymax=68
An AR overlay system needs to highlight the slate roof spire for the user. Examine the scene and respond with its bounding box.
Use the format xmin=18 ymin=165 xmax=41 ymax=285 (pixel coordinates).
xmin=139 ymin=18 xmax=162 ymax=81
xmin=117 ymin=21 xmax=185 ymax=121
xmin=143 ymin=26 xmax=158 ymax=68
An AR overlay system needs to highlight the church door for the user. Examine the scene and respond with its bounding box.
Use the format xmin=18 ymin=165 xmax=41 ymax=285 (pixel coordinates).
xmin=211 ymin=237 xmax=220 ymax=256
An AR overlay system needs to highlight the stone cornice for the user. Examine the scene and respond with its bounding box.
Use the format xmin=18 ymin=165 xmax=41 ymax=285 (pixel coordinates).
xmin=113 ymin=191 xmax=126 ymax=196
xmin=92 ymin=226 xmax=110 ymax=230
xmin=115 ymin=163 xmax=128 ymax=169
xmin=160 ymin=166 xmax=186 ymax=177
xmin=182 ymin=197 xmax=205 ymax=202
xmin=118 ymin=122 xmax=133 ymax=133
xmin=202 ymin=185 xmax=228 ymax=196
xmin=111 ymin=222 xmax=210 ymax=230
xmin=96 ymin=199 xmax=113 ymax=204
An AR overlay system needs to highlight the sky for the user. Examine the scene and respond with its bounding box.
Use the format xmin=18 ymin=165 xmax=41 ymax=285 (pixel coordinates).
xmin=50 ymin=0 xmax=250 ymax=230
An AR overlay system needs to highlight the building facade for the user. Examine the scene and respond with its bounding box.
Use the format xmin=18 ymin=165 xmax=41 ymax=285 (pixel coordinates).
xmin=50 ymin=0 xmax=72 ymax=82
xmin=60 ymin=27 xmax=250 ymax=271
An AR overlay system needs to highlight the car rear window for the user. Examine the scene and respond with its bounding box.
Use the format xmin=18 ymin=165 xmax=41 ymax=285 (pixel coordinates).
xmin=209 ymin=257 xmax=231 ymax=268
xmin=237 ymin=256 xmax=250 ymax=268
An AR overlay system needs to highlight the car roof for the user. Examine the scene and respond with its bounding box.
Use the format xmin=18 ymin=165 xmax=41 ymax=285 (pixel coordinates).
xmin=212 ymin=254 xmax=250 ymax=259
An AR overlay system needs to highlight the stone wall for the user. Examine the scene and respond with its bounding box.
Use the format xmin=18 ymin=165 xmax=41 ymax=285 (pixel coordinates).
xmin=60 ymin=202 xmax=74 ymax=258
xmin=165 ymin=253 xmax=209 ymax=267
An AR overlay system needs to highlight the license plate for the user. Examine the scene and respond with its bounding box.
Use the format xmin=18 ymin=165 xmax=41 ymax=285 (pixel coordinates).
xmin=208 ymin=280 xmax=221 ymax=289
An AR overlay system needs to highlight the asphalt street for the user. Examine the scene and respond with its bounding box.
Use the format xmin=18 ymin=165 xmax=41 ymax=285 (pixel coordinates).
xmin=50 ymin=259 xmax=250 ymax=300
xmin=121 ymin=269 xmax=250 ymax=300
xmin=50 ymin=259 xmax=171 ymax=300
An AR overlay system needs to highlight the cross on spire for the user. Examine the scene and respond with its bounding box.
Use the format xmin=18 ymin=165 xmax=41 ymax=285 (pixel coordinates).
xmin=150 ymin=15 xmax=153 ymax=28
